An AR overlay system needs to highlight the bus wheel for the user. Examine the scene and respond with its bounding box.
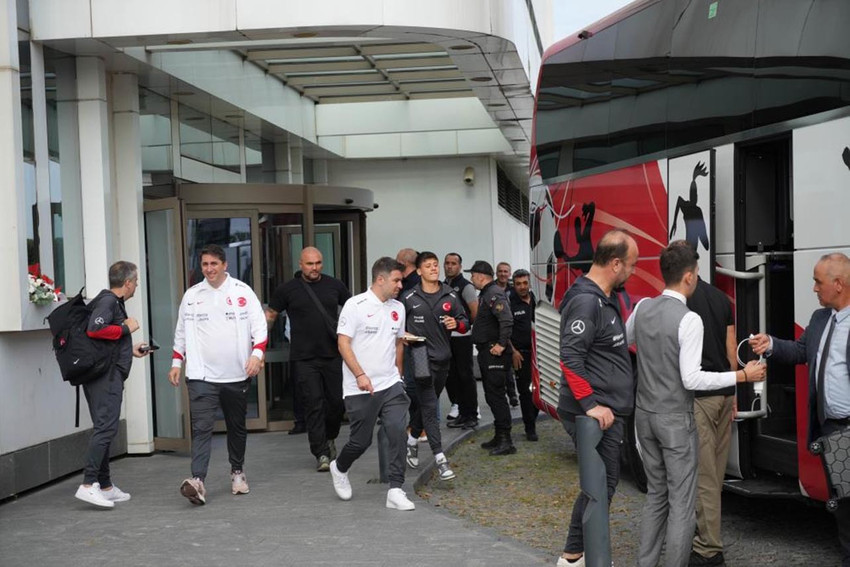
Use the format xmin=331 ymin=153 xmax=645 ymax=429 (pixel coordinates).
xmin=624 ymin=412 xmax=647 ymax=493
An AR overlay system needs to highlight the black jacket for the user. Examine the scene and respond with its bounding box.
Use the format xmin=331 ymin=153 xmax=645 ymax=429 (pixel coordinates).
xmin=558 ymin=276 xmax=634 ymax=417
xmin=87 ymin=289 xmax=133 ymax=376
xmin=471 ymin=281 xmax=513 ymax=348
xmin=401 ymin=283 xmax=468 ymax=364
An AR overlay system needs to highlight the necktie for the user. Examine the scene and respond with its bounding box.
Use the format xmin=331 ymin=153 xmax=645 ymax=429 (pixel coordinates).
xmin=816 ymin=314 xmax=837 ymax=424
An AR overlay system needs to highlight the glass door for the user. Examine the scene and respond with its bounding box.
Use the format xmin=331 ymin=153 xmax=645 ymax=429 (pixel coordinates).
xmin=185 ymin=208 xmax=268 ymax=430
xmin=143 ymin=197 xmax=191 ymax=452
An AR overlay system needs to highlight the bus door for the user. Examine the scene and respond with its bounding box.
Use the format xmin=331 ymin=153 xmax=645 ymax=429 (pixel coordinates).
xmin=728 ymin=136 xmax=798 ymax=486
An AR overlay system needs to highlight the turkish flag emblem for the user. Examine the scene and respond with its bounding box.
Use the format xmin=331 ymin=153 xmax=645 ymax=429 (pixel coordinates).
xmin=226 ymin=297 xmax=233 ymax=305
xmin=442 ymin=302 xmax=451 ymax=312
xmin=237 ymin=297 xmax=247 ymax=307
xmin=391 ymin=311 xmax=399 ymax=321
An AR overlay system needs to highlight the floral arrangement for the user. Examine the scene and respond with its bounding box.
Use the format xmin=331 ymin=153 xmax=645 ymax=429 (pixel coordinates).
xmin=28 ymin=264 xmax=61 ymax=306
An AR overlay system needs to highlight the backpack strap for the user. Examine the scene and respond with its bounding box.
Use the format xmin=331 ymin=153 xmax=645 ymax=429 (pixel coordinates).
xmin=75 ymin=385 xmax=80 ymax=428
xmin=298 ymin=279 xmax=338 ymax=341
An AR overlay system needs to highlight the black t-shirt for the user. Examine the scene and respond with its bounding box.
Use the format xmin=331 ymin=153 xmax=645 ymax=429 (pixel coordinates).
xmin=268 ymin=276 xmax=351 ymax=361
xmin=509 ymin=291 xmax=535 ymax=351
xmin=688 ymin=278 xmax=735 ymax=397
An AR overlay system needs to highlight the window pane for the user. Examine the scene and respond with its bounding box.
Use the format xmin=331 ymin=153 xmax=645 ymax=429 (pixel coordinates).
xmin=20 ymin=41 xmax=39 ymax=271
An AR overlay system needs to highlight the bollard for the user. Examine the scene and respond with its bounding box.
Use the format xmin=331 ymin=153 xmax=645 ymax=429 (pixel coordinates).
xmin=377 ymin=424 xmax=390 ymax=484
xmin=575 ymin=415 xmax=612 ymax=567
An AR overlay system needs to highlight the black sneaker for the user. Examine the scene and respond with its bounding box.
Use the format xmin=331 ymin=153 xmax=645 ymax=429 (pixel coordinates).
xmin=688 ymin=551 xmax=725 ymax=566
xmin=461 ymin=417 xmax=479 ymax=430
xmin=526 ymin=430 xmax=539 ymax=442
xmin=480 ymin=435 xmax=499 ymax=450
xmin=447 ymin=416 xmax=474 ymax=429
xmin=509 ymin=395 xmax=519 ymax=407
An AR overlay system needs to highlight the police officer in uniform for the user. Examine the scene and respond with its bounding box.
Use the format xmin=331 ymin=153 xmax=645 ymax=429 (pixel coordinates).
xmin=509 ymin=269 xmax=539 ymax=441
xmin=466 ymin=261 xmax=515 ymax=455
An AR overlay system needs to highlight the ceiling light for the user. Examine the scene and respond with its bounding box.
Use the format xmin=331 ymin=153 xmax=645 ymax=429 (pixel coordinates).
xmin=487 ymin=103 xmax=507 ymax=107
xmin=450 ymin=44 xmax=475 ymax=50
xmin=293 ymin=32 xmax=318 ymax=38
xmin=470 ymin=76 xmax=492 ymax=82
xmin=173 ymin=90 xmax=195 ymax=96
xmin=166 ymin=39 xmax=193 ymax=45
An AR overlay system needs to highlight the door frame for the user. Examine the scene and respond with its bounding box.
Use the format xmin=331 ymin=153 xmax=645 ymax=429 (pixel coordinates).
xmin=143 ymin=197 xmax=192 ymax=452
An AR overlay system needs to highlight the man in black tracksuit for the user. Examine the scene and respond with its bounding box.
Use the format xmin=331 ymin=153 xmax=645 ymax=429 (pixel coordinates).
xmin=444 ymin=253 xmax=480 ymax=429
xmin=556 ymin=229 xmax=639 ymax=567
xmin=74 ymin=261 xmax=148 ymax=509
xmin=467 ymin=260 xmax=515 ymax=456
xmin=401 ymin=251 xmax=469 ymax=481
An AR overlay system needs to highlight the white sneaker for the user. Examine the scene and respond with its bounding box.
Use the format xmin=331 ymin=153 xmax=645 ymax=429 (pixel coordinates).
xmin=75 ymin=483 xmax=114 ymax=508
xmin=447 ymin=404 xmax=459 ymax=420
xmin=385 ymin=487 xmax=415 ymax=511
xmin=556 ymin=555 xmax=585 ymax=567
xmin=99 ymin=483 xmax=131 ymax=502
xmin=330 ymin=460 xmax=352 ymax=501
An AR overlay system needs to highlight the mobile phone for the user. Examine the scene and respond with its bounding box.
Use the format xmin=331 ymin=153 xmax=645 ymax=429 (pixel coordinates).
xmin=140 ymin=338 xmax=161 ymax=352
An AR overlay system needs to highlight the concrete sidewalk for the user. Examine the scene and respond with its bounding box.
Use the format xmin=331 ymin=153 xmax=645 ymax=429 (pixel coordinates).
xmin=0 ymin=392 xmax=549 ymax=567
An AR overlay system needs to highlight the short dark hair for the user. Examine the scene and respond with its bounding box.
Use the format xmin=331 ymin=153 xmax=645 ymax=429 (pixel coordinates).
xmin=592 ymin=229 xmax=631 ymax=266
xmin=372 ymin=256 xmax=404 ymax=282
xmin=660 ymin=240 xmax=699 ymax=285
xmin=200 ymin=244 xmax=226 ymax=263
xmin=512 ymin=268 xmax=530 ymax=280
xmin=415 ymin=251 xmax=439 ymax=268
xmin=445 ymin=252 xmax=462 ymax=264
xmin=108 ymin=261 xmax=138 ymax=289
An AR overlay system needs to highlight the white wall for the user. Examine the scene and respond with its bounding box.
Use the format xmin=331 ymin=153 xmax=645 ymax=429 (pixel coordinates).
xmin=328 ymin=156 xmax=528 ymax=274
xmin=0 ymin=331 xmax=88 ymax=453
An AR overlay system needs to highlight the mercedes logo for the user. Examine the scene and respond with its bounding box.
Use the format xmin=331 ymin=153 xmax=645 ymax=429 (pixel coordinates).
xmin=570 ymin=320 xmax=586 ymax=335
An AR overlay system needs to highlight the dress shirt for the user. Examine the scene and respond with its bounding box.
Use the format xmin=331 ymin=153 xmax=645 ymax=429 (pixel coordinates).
xmin=627 ymin=289 xmax=738 ymax=391
xmin=816 ymin=306 xmax=850 ymax=419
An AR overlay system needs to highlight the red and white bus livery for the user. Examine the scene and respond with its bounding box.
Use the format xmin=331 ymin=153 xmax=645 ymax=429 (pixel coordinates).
xmin=529 ymin=0 xmax=850 ymax=502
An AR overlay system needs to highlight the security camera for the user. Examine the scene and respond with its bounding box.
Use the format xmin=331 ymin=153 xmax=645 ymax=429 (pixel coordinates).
xmin=463 ymin=166 xmax=475 ymax=186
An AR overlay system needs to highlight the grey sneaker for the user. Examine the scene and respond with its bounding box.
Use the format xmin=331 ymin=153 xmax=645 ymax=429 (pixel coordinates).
xmin=317 ymin=455 xmax=331 ymax=472
xmin=180 ymin=477 xmax=206 ymax=505
xmin=231 ymin=470 xmax=249 ymax=494
xmin=327 ymin=439 xmax=337 ymax=461
xmin=436 ymin=459 xmax=456 ymax=481
xmin=405 ymin=444 xmax=419 ymax=468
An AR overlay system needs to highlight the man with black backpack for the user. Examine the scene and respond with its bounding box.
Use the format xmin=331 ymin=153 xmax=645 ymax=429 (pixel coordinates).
xmin=74 ymin=261 xmax=149 ymax=509
xmin=266 ymin=246 xmax=351 ymax=472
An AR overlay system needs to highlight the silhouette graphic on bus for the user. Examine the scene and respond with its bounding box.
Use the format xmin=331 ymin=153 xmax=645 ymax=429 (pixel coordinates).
xmin=670 ymin=161 xmax=710 ymax=252
xmin=843 ymin=146 xmax=850 ymax=171
xmin=554 ymin=201 xmax=595 ymax=274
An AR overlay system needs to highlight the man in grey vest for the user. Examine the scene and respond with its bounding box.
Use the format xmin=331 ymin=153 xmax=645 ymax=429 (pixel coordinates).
xmin=626 ymin=241 xmax=766 ymax=567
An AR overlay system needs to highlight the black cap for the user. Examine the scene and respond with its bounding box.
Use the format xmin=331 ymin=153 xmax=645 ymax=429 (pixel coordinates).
xmin=464 ymin=260 xmax=494 ymax=276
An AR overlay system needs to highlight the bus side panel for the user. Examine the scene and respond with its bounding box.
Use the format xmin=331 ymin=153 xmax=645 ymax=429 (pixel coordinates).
xmin=530 ymin=161 xmax=669 ymax=417
xmin=792 ymin=116 xmax=850 ymax=501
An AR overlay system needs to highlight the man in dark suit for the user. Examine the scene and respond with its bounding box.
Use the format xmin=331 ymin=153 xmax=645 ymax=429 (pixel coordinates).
xmin=750 ymin=252 xmax=850 ymax=567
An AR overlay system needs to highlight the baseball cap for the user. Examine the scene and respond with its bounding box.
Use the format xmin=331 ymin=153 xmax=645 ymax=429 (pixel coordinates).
xmin=464 ymin=260 xmax=494 ymax=276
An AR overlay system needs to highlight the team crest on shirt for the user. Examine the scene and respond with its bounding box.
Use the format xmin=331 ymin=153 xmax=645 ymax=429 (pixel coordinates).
xmin=442 ymin=302 xmax=451 ymax=311
xmin=237 ymin=297 xmax=247 ymax=307
xmin=391 ymin=311 xmax=399 ymax=321
xmin=226 ymin=297 xmax=233 ymax=305
xmin=495 ymin=303 xmax=504 ymax=312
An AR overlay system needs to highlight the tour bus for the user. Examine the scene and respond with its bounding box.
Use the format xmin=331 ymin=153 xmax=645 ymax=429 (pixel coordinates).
xmin=529 ymin=0 xmax=850 ymax=504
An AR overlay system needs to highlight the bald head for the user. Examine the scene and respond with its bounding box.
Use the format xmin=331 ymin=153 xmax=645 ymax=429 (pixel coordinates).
xmin=396 ymin=248 xmax=417 ymax=276
xmin=587 ymin=229 xmax=639 ymax=294
xmin=300 ymin=246 xmax=323 ymax=282
xmin=813 ymin=252 xmax=850 ymax=310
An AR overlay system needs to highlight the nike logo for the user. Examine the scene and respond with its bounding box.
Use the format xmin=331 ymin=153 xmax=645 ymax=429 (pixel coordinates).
xmin=188 ymin=302 xmax=194 ymax=306
xmin=412 ymin=303 xmax=422 ymax=309
xmin=73 ymin=359 xmax=80 ymax=365
xmin=611 ymin=318 xmax=616 ymax=325
xmin=367 ymin=313 xmax=375 ymax=317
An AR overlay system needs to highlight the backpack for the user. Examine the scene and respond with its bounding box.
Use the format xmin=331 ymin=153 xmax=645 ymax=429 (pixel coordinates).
xmin=45 ymin=289 xmax=114 ymax=425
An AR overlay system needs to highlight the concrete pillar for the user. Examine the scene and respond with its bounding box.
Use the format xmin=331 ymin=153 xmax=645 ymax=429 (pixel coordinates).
xmin=76 ymin=57 xmax=112 ymax=293
xmin=273 ymin=141 xmax=291 ymax=183
xmin=289 ymin=145 xmax=304 ymax=184
xmin=112 ymin=72 xmax=154 ymax=454
xmin=0 ymin=1 xmax=26 ymax=330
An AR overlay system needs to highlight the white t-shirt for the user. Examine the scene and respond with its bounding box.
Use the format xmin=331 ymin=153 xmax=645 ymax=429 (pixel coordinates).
xmin=337 ymin=289 xmax=405 ymax=397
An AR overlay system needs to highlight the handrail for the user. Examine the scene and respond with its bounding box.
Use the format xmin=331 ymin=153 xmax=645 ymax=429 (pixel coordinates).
xmin=715 ymin=267 xmax=764 ymax=280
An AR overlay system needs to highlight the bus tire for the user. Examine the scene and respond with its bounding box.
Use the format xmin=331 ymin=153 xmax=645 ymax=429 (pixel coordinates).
xmin=624 ymin=412 xmax=647 ymax=493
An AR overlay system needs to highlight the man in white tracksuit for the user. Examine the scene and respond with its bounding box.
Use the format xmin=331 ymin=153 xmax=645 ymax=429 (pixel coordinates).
xmin=169 ymin=244 xmax=267 ymax=505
